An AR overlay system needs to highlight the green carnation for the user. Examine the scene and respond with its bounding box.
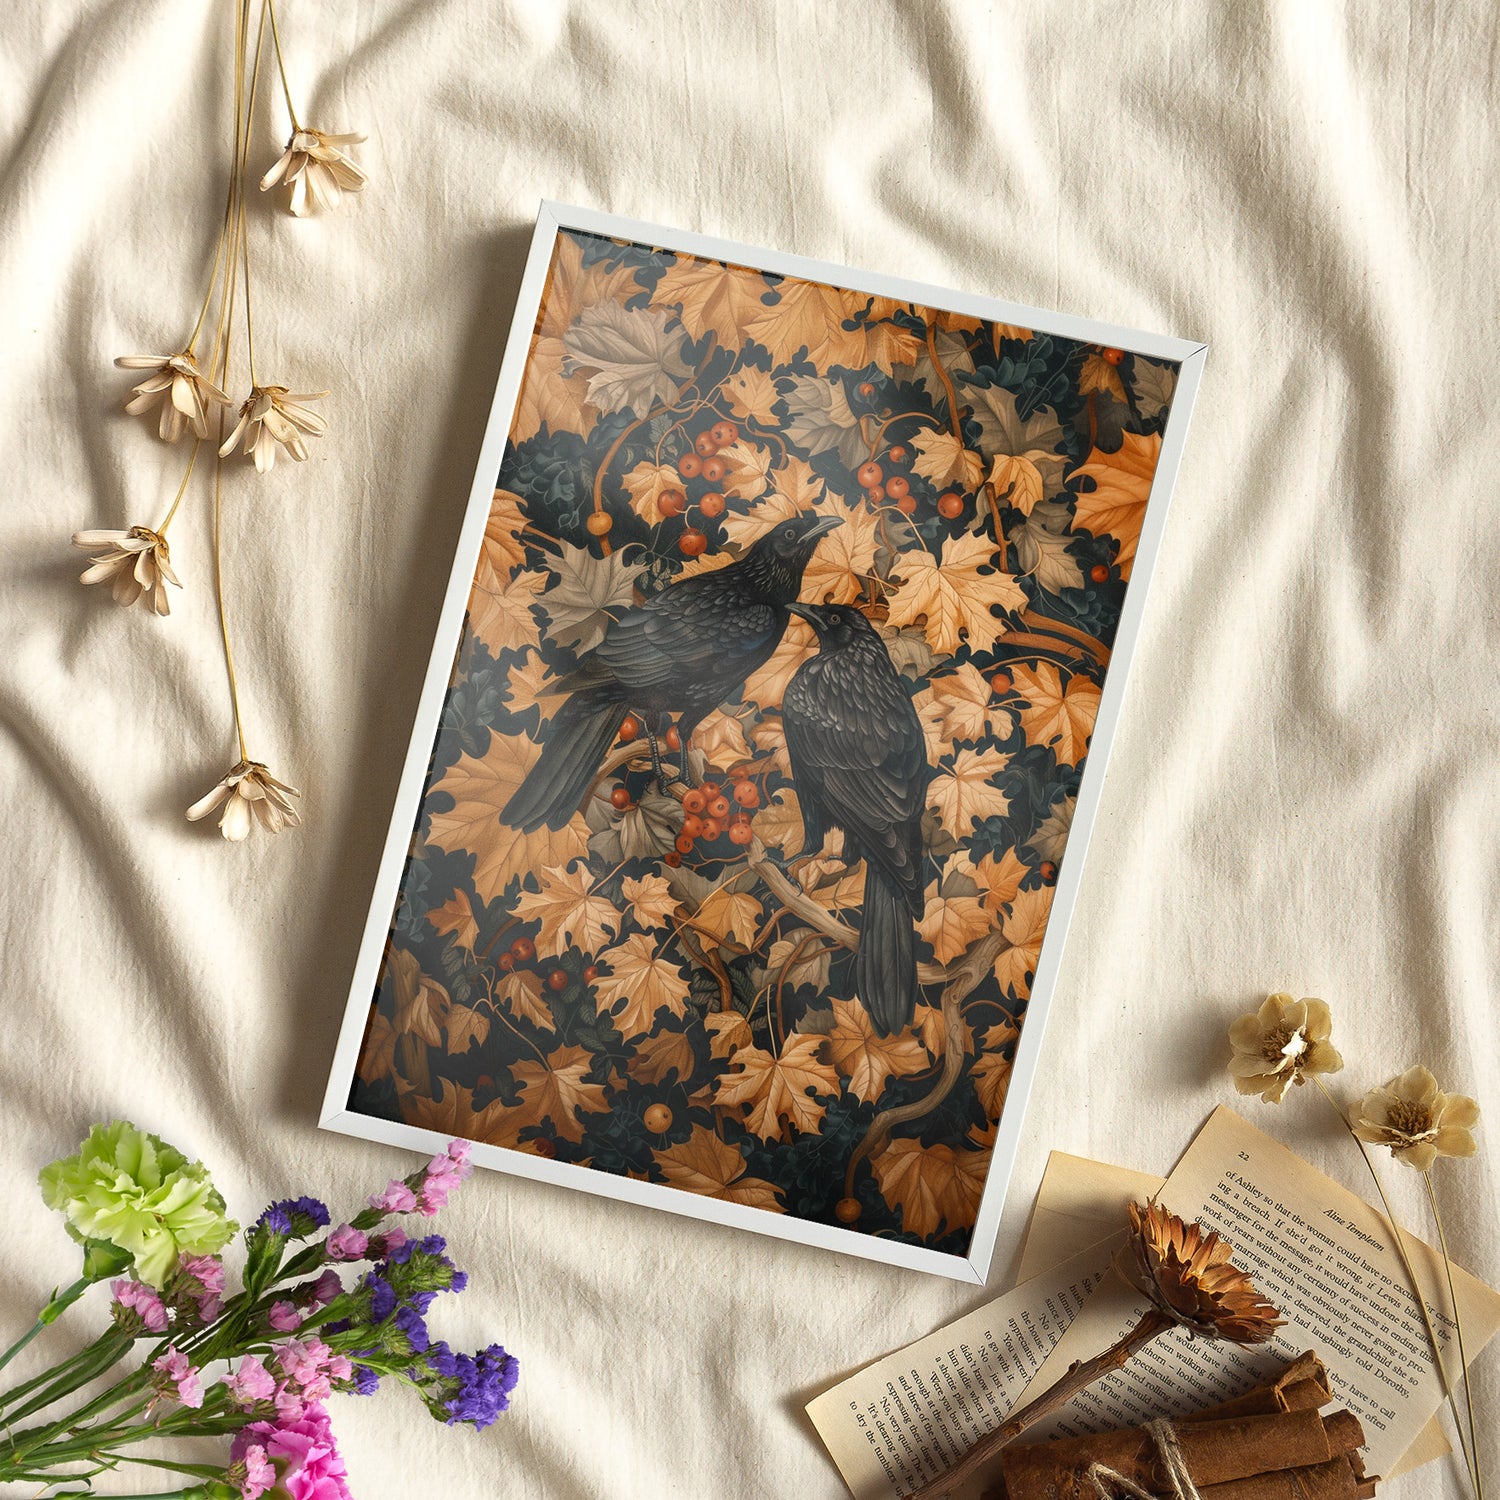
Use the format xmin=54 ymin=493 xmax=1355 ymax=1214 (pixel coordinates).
xmin=38 ymin=1122 xmax=237 ymax=1288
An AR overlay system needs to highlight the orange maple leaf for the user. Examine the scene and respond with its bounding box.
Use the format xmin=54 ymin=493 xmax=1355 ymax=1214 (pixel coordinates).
xmin=356 ymin=1009 xmax=397 ymax=1084
xmin=1070 ymin=431 xmax=1162 ymax=580
xmin=826 ymin=998 xmax=929 ymax=1103
xmin=627 ymin=1026 xmax=698 ymax=1087
xmin=509 ymin=1043 xmax=612 ymax=1144
xmin=714 ymin=1036 xmax=840 ymax=1140
xmin=873 ymin=1135 xmax=987 ymax=1238
xmin=427 ymin=888 xmax=479 ymax=953
xmin=1008 ymin=662 xmax=1101 ymax=767
xmin=971 ymin=1019 xmax=1019 ymax=1119
xmin=992 ymin=885 xmax=1055 ymax=999
xmin=653 ymin=1126 xmax=784 ymax=1212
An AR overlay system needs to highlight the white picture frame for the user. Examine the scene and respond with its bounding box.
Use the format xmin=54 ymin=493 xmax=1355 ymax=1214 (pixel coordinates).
xmin=320 ymin=201 xmax=1206 ymax=1284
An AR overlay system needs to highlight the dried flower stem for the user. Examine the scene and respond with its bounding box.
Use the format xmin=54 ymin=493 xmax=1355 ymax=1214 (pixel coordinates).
xmin=906 ymin=1306 xmax=1177 ymax=1500
xmin=1314 ymin=1076 xmax=1478 ymax=1495
xmin=212 ymin=437 xmax=249 ymax=764
xmin=154 ymin=439 xmax=203 ymax=536
xmin=265 ymin=0 xmax=302 ymax=132
xmin=1423 ymin=1168 xmax=1483 ymax=1500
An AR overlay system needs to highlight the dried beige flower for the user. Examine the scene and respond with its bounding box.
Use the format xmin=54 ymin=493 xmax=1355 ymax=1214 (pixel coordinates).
xmin=260 ymin=128 xmax=367 ymax=216
xmin=219 ymin=385 xmax=329 ymax=473
xmin=1122 ymin=1200 xmax=1283 ymax=1343
xmin=186 ymin=761 xmax=302 ymax=841
xmin=115 ymin=352 xmax=231 ymax=442
xmin=72 ymin=527 xmax=181 ymax=615
xmin=1351 ymin=1066 xmax=1480 ymax=1171
xmin=1227 ymin=992 xmax=1343 ymax=1103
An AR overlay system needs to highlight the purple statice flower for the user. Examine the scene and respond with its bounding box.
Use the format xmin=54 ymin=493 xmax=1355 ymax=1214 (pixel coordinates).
xmin=363 ymin=1271 xmax=397 ymax=1323
xmin=257 ymin=1196 xmax=331 ymax=1238
xmin=348 ymin=1364 xmax=380 ymax=1397
xmin=152 ymin=1345 xmax=205 ymax=1409
xmin=110 ymin=1277 xmax=168 ymax=1336
xmin=394 ymin=1305 xmax=429 ymax=1355
xmin=256 ymin=1204 xmax=293 ymax=1236
xmin=423 ymin=1341 xmax=519 ymax=1429
xmin=325 ymin=1224 xmax=368 ymax=1262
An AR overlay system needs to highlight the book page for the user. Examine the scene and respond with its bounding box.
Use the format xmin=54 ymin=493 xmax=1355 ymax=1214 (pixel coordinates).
xmin=806 ymin=1241 xmax=1119 ymax=1500
xmin=1015 ymin=1151 xmax=1164 ymax=1284
xmin=1013 ymin=1107 xmax=1500 ymax=1478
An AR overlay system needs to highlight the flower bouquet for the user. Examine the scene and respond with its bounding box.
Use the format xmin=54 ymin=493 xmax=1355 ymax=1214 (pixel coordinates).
xmin=0 ymin=1122 xmax=516 ymax=1498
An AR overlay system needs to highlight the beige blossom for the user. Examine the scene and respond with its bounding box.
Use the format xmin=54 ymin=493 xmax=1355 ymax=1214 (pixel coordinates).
xmin=72 ymin=527 xmax=181 ymax=615
xmin=260 ymin=128 xmax=367 ymax=216
xmin=1350 ymin=1066 xmax=1480 ymax=1171
xmin=115 ymin=351 xmax=231 ymax=442
xmin=219 ymin=385 xmax=328 ymax=473
xmin=1227 ymin=992 xmax=1343 ymax=1103
xmin=186 ymin=761 xmax=301 ymax=841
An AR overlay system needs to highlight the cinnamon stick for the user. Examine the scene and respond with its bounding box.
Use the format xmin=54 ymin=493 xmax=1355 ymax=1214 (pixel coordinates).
xmin=1186 ymin=1352 xmax=1333 ymax=1421
xmin=1197 ymin=1456 xmax=1370 ymax=1500
xmin=998 ymin=1408 xmax=1367 ymax=1500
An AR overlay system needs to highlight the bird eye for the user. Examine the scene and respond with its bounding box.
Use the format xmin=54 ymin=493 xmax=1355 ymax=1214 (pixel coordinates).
xmin=828 ymin=612 xmax=842 ymax=625
xmin=782 ymin=526 xmax=797 ymax=541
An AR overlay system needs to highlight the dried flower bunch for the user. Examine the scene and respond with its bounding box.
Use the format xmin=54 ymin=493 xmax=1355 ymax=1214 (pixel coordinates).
xmin=72 ymin=0 xmax=367 ymax=841
xmin=1122 ymin=1199 xmax=1282 ymax=1343
xmin=1224 ymin=994 xmax=1485 ymax=1499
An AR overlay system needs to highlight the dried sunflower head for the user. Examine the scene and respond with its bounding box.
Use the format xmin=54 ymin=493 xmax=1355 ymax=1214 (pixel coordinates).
xmin=115 ymin=351 xmax=231 ymax=442
xmin=73 ymin=526 xmax=181 ymax=615
xmin=219 ymin=385 xmax=329 ymax=473
xmin=186 ymin=761 xmax=301 ymax=841
xmin=1351 ymin=1066 xmax=1480 ymax=1171
xmin=1227 ymin=993 xmax=1343 ymax=1103
xmin=1119 ymin=1200 xmax=1282 ymax=1343
xmin=260 ymin=127 xmax=367 ymax=216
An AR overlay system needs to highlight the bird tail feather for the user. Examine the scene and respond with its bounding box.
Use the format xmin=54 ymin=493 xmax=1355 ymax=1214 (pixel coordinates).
xmin=857 ymin=865 xmax=918 ymax=1036
xmin=500 ymin=691 xmax=627 ymax=833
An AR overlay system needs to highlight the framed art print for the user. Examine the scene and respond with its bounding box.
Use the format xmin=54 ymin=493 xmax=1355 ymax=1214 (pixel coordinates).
xmin=321 ymin=202 xmax=1205 ymax=1283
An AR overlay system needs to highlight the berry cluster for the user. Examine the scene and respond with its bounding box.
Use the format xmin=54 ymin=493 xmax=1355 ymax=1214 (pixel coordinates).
xmin=667 ymin=418 xmax=741 ymax=557
xmin=496 ymin=934 xmax=600 ymax=994
xmin=673 ymin=769 xmax=759 ymax=860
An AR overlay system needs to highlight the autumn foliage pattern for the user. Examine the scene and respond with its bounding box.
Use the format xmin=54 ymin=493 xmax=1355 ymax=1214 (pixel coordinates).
xmin=347 ymin=230 xmax=1178 ymax=1254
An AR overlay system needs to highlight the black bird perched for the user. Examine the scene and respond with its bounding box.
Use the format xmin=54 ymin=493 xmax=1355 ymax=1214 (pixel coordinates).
xmin=502 ymin=514 xmax=843 ymax=832
xmin=782 ymin=602 xmax=929 ymax=1036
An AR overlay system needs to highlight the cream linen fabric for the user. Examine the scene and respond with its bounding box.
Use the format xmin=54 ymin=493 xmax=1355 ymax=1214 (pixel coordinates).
xmin=1 ymin=2 xmax=1496 ymax=1496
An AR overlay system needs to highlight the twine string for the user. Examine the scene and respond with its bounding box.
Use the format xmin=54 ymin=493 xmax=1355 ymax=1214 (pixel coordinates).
xmin=1085 ymin=1420 xmax=1202 ymax=1500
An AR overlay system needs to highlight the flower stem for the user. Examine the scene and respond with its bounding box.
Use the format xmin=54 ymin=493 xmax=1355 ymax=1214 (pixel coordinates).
xmin=212 ymin=437 xmax=250 ymax=764
xmin=265 ymin=0 xmax=301 ymax=132
xmin=1424 ymin=1168 xmax=1484 ymax=1500
xmin=905 ymin=1306 xmax=1176 ymax=1500
xmin=1314 ymin=1077 xmax=1477 ymax=1495
xmin=238 ymin=1 xmax=270 ymax=389
xmin=154 ymin=439 xmax=203 ymax=537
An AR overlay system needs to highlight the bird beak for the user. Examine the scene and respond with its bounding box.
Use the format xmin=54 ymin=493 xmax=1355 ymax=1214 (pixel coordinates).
xmin=787 ymin=602 xmax=816 ymax=625
xmin=801 ymin=516 xmax=843 ymax=541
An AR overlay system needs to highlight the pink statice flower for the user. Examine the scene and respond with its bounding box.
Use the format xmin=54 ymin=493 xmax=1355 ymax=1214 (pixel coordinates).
xmin=368 ymin=1227 xmax=406 ymax=1259
xmin=367 ymin=1178 xmax=417 ymax=1214
xmin=418 ymin=1142 xmax=473 ymax=1216
xmin=234 ymin=1442 xmax=276 ymax=1500
xmin=177 ymin=1252 xmax=228 ymax=1322
xmin=152 ymin=1345 xmax=204 ymax=1408
xmin=325 ymin=1224 xmax=368 ymax=1261
xmin=111 ymin=1277 xmax=168 ymax=1335
xmin=267 ymin=1300 xmax=303 ymax=1332
xmin=310 ymin=1268 xmax=344 ymax=1306
xmin=227 ymin=1353 xmax=277 ymax=1408
xmin=231 ymin=1406 xmax=354 ymax=1500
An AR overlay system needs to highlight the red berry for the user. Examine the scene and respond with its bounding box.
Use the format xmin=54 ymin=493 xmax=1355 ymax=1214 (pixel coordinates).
xmin=643 ymin=1103 xmax=674 ymax=1133
xmin=665 ymin=726 xmax=681 ymax=751
xmin=547 ymin=968 xmax=568 ymax=991
xmin=680 ymin=814 xmax=704 ymax=839
xmin=510 ymin=936 xmax=536 ymax=962
xmin=729 ymin=820 xmax=753 ymax=846
xmin=700 ymin=817 xmax=722 ymax=840
xmin=679 ymin=529 xmax=708 ymax=557
xmin=834 ymin=1197 xmax=861 ymax=1224
xmin=1040 ymin=861 xmax=1058 ymax=882
xmin=701 ymin=456 xmax=727 ymax=483
xmin=858 ymin=382 xmax=875 ymax=398
xmin=619 ymin=715 xmax=641 ymax=742
xmin=664 ymin=850 xmax=682 ymax=867
xmin=659 ymin=488 xmax=687 ymax=518
xmin=675 ymin=833 xmax=696 ymax=855
xmin=865 ymin=484 xmax=885 ymax=504
xmin=708 ymin=794 xmax=731 ymax=819
xmin=888 ymin=444 xmax=907 ymax=462
xmin=937 ymin=492 xmax=964 ymax=519
xmin=856 ymin=460 xmax=883 ymax=488
xmin=1090 ymin=563 xmax=1110 ymax=583
xmin=896 ymin=494 xmax=917 ymax=515
xmin=682 ymin=788 xmax=707 ymax=815
xmin=1102 ymin=347 xmax=1124 ymax=366
xmin=498 ymin=953 xmax=515 ymax=972
xmin=582 ymin=964 xmax=600 ymax=982
xmin=678 ymin=453 xmax=702 ymax=479
xmin=885 ymin=475 xmax=910 ymax=500
xmin=695 ymin=431 xmax=718 ymax=458
xmin=531 ymin=1137 xmax=556 ymax=1159
xmin=609 ymin=785 xmax=631 ymax=810
xmin=733 ymin=781 xmax=759 ymax=808
xmin=585 ymin=511 xmax=612 ymax=536
xmin=989 ymin=670 xmax=1011 ymax=693
xmin=728 ymin=764 xmax=750 ymax=781
xmin=476 ymin=1074 xmax=494 ymax=1089
xmin=701 ymin=781 xmax=722 ymax=799
xmin=709 ymin=421 xmax=737 ymax=447
xmin=699 ymin=491 xmax=726 ymax=518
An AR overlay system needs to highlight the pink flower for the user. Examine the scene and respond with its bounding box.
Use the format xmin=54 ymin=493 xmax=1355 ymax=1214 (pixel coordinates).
xmin=310 ymin=1269 xmax=344 ymax=1306
xmin=369 ymin=1227 xmax=406 ymax=1258
xmin=111 ymin=1277 xmax=168 ymax=1335
xmin=227 ymin=1353 xmax=277 ymax=1408
xmin=232 ymin=1407 xmax=354 ymax=1500
xmin=445 ymin=1138 xmax=473 ymax=1169
xmin=268 ymin=1300 xmax=303 ymax=1332
xmin=367 ymin=1179 xmax=418 ymax=1214
xmin=417 ymin=1140 xmax=476 ymax=1214
xmin=237 ymin=1442 xmax=276 ymax=1500
xmin=152 ymin=1345 xmax=204 ymax=1408
xmin=178 ymin=1252 xmax=228 ymax=1322
xmin=325 ymin=1224 xmax=368 ymax=1261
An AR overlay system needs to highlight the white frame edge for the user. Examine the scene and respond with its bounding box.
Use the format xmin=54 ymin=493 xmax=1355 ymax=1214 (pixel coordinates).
xmin=320 ymin=200 xmax=1206 ymax=1286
